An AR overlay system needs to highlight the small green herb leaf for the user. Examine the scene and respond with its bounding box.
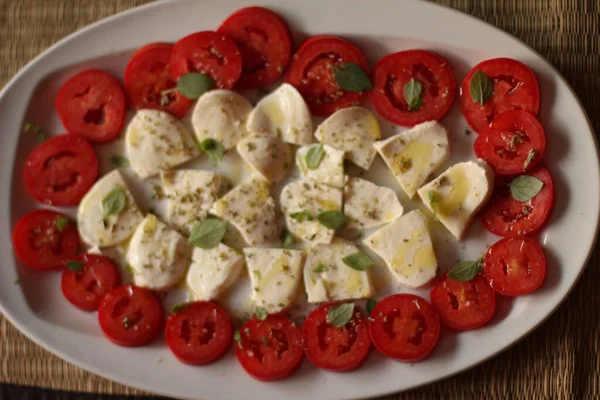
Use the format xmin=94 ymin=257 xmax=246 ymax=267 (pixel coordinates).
xmin=169 ymin=302 xmax=190 ymax=314
xmin=404 ymin=78 xmax=423 ymax=111
xmin=281 ymin=229 xmax=294 ymax=249
xmin=234 ymin=330 xmax=241 ymax=341
xmin=448 ymin=260 xmax=482 ymax=282
xmin=199 ymin=138 xmax=224 ymax=166
xmin=67 ymin=260 xmax=84 ymax=272
xmin=23 ymin=122 xmax=46 ymax=143
xmin=111 ymin=155 xmax=130 ymax=167
xmin=317 ymin=210 xmax=346 ymax=230
xmin=189 ymin=218 xmax=228 ymax=249
xmin=102 ymin=186 xmax=127 ymax=218
xmin=333 ymin=62 xmax=372 ymax=92
xmin=342 ymin=252 xmax=373 ymax=271
xmin=366 ymin=298 xmax=378 ymax=314
xmin=428 ymin=191 xmax=439 ymax=221
xmin=326 ymin=303 xmax=355 ymax=328
xmin=306 ymin=144 xmax=325 ymax=170
xmin=175 ymin=72 xmax=215 ymax=99
xmin=55 ymin=216 xmax=69 ymax=232
xmin=290 ymin=211 xmax=313 ymax=222
xmin=255 ymin=307 xmax=268 ymax=320
xmin=312 ymin=263 xmax=326 ymax=273
xmin=523 ymin=149 xmax=536 ymax=171
xmin=508 ymin=175 xmax=544 ymax=202
xmin=469 ymin=69 xmax=493 ymax=105
xmin=14 ymin=279 xmax=21 ymax=285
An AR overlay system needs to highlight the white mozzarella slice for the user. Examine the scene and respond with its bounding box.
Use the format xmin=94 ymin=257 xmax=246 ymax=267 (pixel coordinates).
xmin=246 ymin=83 xmax=312 ymax=145
xmin=191 ymin=90 xmax=253 ymax=150
xmin=126 ymin=214 xmax=192 ymax=291
xmin=236 ymin=134 xmax=292 ymax=184
xmin=363 ymin=210 xmax=437 ymax=288
xmin=245 ymin=248 xmax=304 ymax=314
xmin=280 ymin=179 xmax=343 ymax=244
xmin=161 ymin=170 xmax=230 ymax=235
xmin=186 ymin=243 xmax=244 ymax=301
xmin=304 ymin=238 xmax=373 ymax=303
xmin=344 ymin=177 xmax=404 ymax=230
xmin=296 ymin=144 xmax=345 ymax=188
xmin=77 ymin=170 xmax=144 ymax=248
xmin=209 ymin=179 xmax=278 ymax=245
xmin=417 ymin=159 xmax=494 ymax=239
xmin=374 ymin=121 xmax=450 ymax=198
xmin=315 ymin=106 xmax=381 ymax=169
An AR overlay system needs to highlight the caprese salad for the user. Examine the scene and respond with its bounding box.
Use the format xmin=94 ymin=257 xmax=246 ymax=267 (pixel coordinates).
xmin=12 ymin=6 xmax=554 ymax=381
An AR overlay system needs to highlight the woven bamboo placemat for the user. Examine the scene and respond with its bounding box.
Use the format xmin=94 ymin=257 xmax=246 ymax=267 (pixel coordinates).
xmin=1 ymin=0 xmax=599 ymax=399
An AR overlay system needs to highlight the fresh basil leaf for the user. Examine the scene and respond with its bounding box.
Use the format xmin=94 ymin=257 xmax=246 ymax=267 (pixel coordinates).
xmin=317 ymin=210 xmax=346 ymax=230
xmin=448 ymin=260 xmax=482 ymax=282
xmin=306 ymin=144 xmax=325 ymax=170
xmin=102 ymin=186 xmax=127 ymax=218
xmin=55 ymin=216 xmax=69 ymax=232
xmin=281 ymin=229 xmax=294 ymax=249
xmin=326 ymin=303 xmax=355 ymax=328
xmin=523 ymin=149 xmax=536 ymax=171
xmin=469 ymin=69 xmax=493 ymax=105
xmin=366 ymin=298 xmax=378 ymax=314
xmin=111 ymin=155 xmax=130 ymax=167
xmin=199 ymin=138 xmax=224 ymax=166
xmin=189 ymin=218 xmax=228 ymax=249
xmin=508 ymin=175 xmax=544 ymax=202
xmin=23 ymin=122 xmax=46 ymax=143
xmin=67 ymin=260 xmax=84 ymax=272
xmin=312 ymin=263 xmax=326 ymax=273
xmin=290 ymin=211 xmax=313 ymax=222
xmin=176 ymin=72 xmax=215 ymax=99
xmin=342 ymin=252 xmax=373 ymax=271
xmin=333 ymin=62 xmax=372 ymax=92
xmin=404 ymin=78 xmax=423 ymax=111
xmin=255 ymin=307 xmax=268 ymax=320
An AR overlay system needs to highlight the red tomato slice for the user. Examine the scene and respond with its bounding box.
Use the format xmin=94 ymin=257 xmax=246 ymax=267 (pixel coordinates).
xmin=12 ymin=210 xmax=79 ymax=271
xmin=218 ymin=7 xmax=292 ymax=88
xmin=124 ymin=42 xmax=192 ymax=118
xmin=368 ymin=294 xmax=440 ymax=362
xmin=303 ymin=304 xmax=371 ymax=372
xmin=24 ymin=134 xmax=99 ymax=206
xmin=370 ymin=50 xmax=456 ymax=127
xmin=284 ymin=35 xmax=369 ymax=116
xmin=429 ymin=273 xmax=496 ymax=331
xmin=483 ymin=236 xmax=547 ymax=296
xmin=61 ymin=254 xmax=121 ymax=312
xmin=474 ymin=110 xmax=545 ymax=175
xmin=171 ymin=31 xmax=242 ymax=89
xmin=98 ymin=285 xmax=164 ymax=347
xmin=460 ymin=58 xmax=540 ymax=133
xmin=165 ymin=301 xmax=232 ymax=365
xmin=235 ymin=316 xmax=304 ymax=381
xmin=481 ymin=166 xmax=554 ymax=237
xmin=56 ymin=69 xmax=127 ymax=143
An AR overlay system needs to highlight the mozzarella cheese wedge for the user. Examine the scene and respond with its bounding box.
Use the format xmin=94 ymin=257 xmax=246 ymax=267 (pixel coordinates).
xmin=363 ymin=210 xmax=437 ymax=288
xmin=77 ymin=170 xmax=144 ymax=248
xmin=209 ymin=179 xmax=278 ymax=245
xmin=237 ymin=134 xmax=292 ymax=184
xmin=280 ymin=179 xmax=343 ymax=244
xmin=245 ymin=248 xmax=304 ymax=314
xmin=186 ymin=243 xmax=244 ymax=301
xmin=296 ymin=144 xmax=345 ymax=188
xmin=191 ymin=90 xmax=253 ymax=150
xmin=374 ymin=121 xmax=450 ymax=198
xmin=125 ymin=109 xmax=198 ymax=179
xmin=315 ymin=106 xmax=381 ymax=169
xmin=246 ymin=83 xmax=312 ymax=145
xmin=344 ymin=177 xmax=404 ymax=230
xmin=417 ymin=159 xmax=494 ymax=239
xmin=126 ymin=214 xmax=192 ymax=291
xmin=161 ymin=169 xmax=230 ymax=235
xmin=304 ymin=238 xmax=373 ymax=303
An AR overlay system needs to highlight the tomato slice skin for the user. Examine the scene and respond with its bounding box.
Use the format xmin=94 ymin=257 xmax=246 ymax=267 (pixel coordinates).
xmin=370 ymin=50 xmax=456 ymax=127
xmin=284 ymin=35 xmax=369 ymax=116
xmin=460 ymin=58 xmax=540 ymax=133
xmin=24 ymin=134 xmax=99 ymax=206
xmin=481 ymin=166 xmax=554 ymax=237
xmin=12 ymin=210 xmax=79 ymax=271
xmin=171 ymin=31 xmax=242 ymax=89
xmin=56 ymin=69 xmax=127 ymax=143
xmin=61 ymin=254 xmax=121 ymax=312
xmin=124 ymin=42 xmax=192 ymax=118
xmin=235 ymin=316 xmax=304 ymax=381
xmin=303 ymin=304 xmax=371 ymax=372
xmin=474 ymin=110 xmax=545 ymax=175
xmin=218 ymin=6 xmax=292 ymax=88
xmin=368 ymin=294 xmax=440 ymax=362
xmin=98 ymin=285 xmax=164 ymax=347
xmin=430 ymin=273 xmax=496 ymax=331
xmin=483 ymin=236 xmax=547 ymax=296
xmin=165 ymin=301 xmax=233 ymax=365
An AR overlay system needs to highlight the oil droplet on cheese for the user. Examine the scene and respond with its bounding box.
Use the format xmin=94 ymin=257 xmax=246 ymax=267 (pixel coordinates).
xmin=263 ymin=101 xmax=285 ymax=127
xmin=392 ymin=141 xmax=434 ymax=189
xmin=316 ymin=198 xmax=341 ymax=210
xmin=390 ymin=230 xmax=435 ymax=277
xmin=437 ymin=167 xmax=470 ymax=217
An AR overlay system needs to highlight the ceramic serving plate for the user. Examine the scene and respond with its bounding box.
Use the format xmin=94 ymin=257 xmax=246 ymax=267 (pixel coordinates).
xmin=0 ymin=0 xmax=598 ymax=399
